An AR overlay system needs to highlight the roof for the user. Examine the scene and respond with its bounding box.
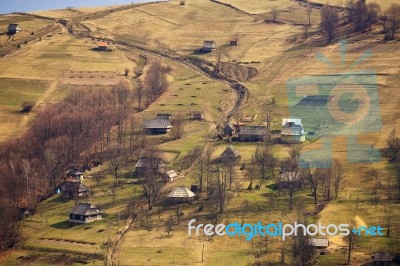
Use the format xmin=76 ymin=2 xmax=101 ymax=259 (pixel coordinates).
xmin=70 ymin=203 xmax=102 ymax=216
xmin=165 ymin=170 xmax=178 ymax=178
xmin=280 ymin=171 xmax=302 ymax=182
xmin=167 ymin=186 xmax=195 ymax=198
xmin=281 ymin=124 xmax=303 ymax=136
xmin=67 ymin=170 xmax=84 ymax=176
xmin=8 ymin=24 xmax=20 ymax=30
xmin=135 ymin=157 xmax=165 ymax=168
xmin=238 ymin=126 xmax=266 ymax=135
xmin=97 ymin=42 xmax=108 ymax=47
xmin=282 ymin=118 xmax=302 ymax=127
xmin=224 ymin=123 xmax=235 ymax=131
xmin=373 ymin=252 xmax=391 ymax=262
xmin=220 ymin=145 xmax=240 ymax=158
xmin=65 ymin=183 xmax=90 ymax=193
xmin=309 ymin=238 xmax=329 ymax=248
xmin=156 ymin=113 xmax=172 ymax=119
xmin=203 ymin=40 xmax=216 ymax=48
xmin=144 ymin=118 xmax=172 ymax=129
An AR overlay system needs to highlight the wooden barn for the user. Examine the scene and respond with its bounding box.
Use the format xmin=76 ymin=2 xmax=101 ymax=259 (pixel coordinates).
xmin=201 ymin=40 xmax=216 ymax=52
xmin=193 ymin=112 xmax=204 ymax=121
xmin=163 ymin=170 xmax=178 ymax=182
xmin=65 ymin=170 xmax=84 ymax=183
xmin=135 ymin=157 xmax=166 ymax=175
xmin=220 ymin=145 xmax=240 ymax=162
xmin=144 ymin=118 xmax=172 ymax=134
xmin=280 ymin=118 xmax=306 ymax=144
xmin=97 ymin=41 xmax=108 ymax=51
xmin=8 ymin=24 xmax=21 ymax=34
xmin=237 ymin=126 xmax=266 ymax=142
xmin=69 ymin=203 xmax=103 ymax=224
xmin=223 ymin=123 xmax=236 ymax=137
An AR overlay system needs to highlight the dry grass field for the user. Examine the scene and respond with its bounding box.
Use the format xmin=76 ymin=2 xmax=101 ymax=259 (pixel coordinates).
xmin=0 ymin=0 xmax=400 ymax=265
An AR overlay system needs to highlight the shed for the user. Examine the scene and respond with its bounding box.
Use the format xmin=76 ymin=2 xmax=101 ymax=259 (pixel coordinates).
xmin=309 ymin=238 xmax=329 ymax=249
xmin=223 ymin=123 xmax=235 ymax=137
xmin=144 ymin=118 xmax=172 ymax=134
xmin=163 ymin=170 xmax=178 ymax=182
xmin=242 ymin=114 xmax=257 ymax=122
xmin=167 ymin=186 xmax=195 ymax=199
xmin=281 ymin=118 xmax=306 ymax=144
xmin=193 ymin=112 xmax=204 ymax=121
xmin=135 ymin=157 xmax=166 ymax=175
xmin=97 ymin=41 xmax=108 ymax=51
xmin=220 ymin=145 xmax=240 ymax=161
xmin=372 ymin=252 xmax=392 ymax=266
xmin=69 ymin=203 xmax=103 ymax=224
xmin=229 ymin=40 xmax=238 ymax=46
xmin=8 ymin=24 xmax=21 ymax=34
xmin=201 ymin=40 xmax=216 ymax=52
xmin=237 ymin=126 xmax=266 ymax=142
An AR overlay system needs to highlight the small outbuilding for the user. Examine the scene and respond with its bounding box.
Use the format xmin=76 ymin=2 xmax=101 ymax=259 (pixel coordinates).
xmin=372 ymin=252 xmax=392 ymax=266
xmin=144 ymin=118 xmax=172 ymax=134
xmin=65 ymin=170 xmax=84 ymax=183
xmin=309 ymin=238 xmax=329 ymax=249
xmin=8 ymin=24 xmax=21 ymax=34
xmin=223 ymin=123 xmax=236 ymax=137
xmin=69 ymin=203 xmax=103 ymax=224
xmin=201 ymin=40 xmax=216 ymax=52
xmin=193 ymin=112 xmax=204 ymax=121
xmin=163 ymin=170 xmax=178 ymax=182
xmin=167 ymin=186 xmax=195 ymax=200
xmin=135 ymin=157 xmax=166 ymax=175
xmin=97 ymin=41 xmax=108 ymax=51
xmin=229 ymin=39 xmax=238 ymax=46
xmin=62 ymin=183 xmax=90 ymax=198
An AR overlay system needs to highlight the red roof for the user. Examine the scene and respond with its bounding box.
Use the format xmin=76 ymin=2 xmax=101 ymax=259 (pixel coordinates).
xmin=97 ymin=42 xmax=108 ymax=47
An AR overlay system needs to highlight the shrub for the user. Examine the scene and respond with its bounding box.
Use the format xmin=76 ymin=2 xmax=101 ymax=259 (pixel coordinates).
xmin=21 ymin=100 xmax=34 ymax=113
xmin=180 ymin=0 xmax=186 ymax=5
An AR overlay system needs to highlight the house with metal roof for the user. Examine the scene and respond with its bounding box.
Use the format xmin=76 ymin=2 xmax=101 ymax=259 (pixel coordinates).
xmin=281 ymin=118 xmax=306 ymax=144
xmin=69 ymin=203 xmax=103 ymax=224
xmin=8 ymin=24 xmax=21 ymax=34
xmin=220 ymin=145 xmax=240 ymax=161
xmin=167 ymin=186 xmax=195 ymax=199
xmin=372 ymin=252 xmax=391 ymax=265
xmin=201 ymin=40 xmax=216 ymax=52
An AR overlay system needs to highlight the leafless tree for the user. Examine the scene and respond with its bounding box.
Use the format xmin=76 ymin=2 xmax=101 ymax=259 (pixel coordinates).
xmin=171 ymin=113 xmax=185 ymax=140
xmin=344 ymin=221 xmax=359 ymax=265
xmin=306 ymin=6 xmax=313 ymax=26
xmin=385 ymin=3 xmax=400 ymax=40
xmin=320 ymin=5 xmax=339 ymax=42
xmin=166 ymin=218 xmax=173 ymax=236
xmin=144 ymin=60 xmax=169 ymax=103
xmin=136 ymin=80 xmax=144 ymax=110
xmin=271 ymin=6 xmax=279 ymax=23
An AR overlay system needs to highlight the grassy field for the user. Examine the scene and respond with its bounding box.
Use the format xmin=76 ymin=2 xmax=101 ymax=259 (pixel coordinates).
xmin=0 ymin=0 xmax=400 ymax=265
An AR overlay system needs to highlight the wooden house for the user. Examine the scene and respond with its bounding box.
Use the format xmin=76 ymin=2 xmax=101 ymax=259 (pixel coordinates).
xmin=135 ymin=157 xmax=166 ymax=175
xmin=220 ymin=145 xmax=240 ymax=162
xmin=280 ymin=118 xmax=306 ymax=144
xmin=237 ymin=126 xmax=266 ymax=142
xmin=229 ymin=40 xmax=238 ymax=46
xmin=143 ymin=118 xmax=172 ymax=134
xmin=97 ymin=41 xmax=108 ymax=51
xmin=8 ymin=24 xmax=21 ymax=34
xmin=163 ymin=170 xmax=178 ymax=182
xmin=69 ymin=203 xmax=103 ymax=224
xmin=372 ymin=252 xmax=391 ymax=265
xmin=167 ymin=186 xmax=195 ymax=200
xmin=65 ymin=170 xmax=84 ymax=183
xmin=62 ymin=183 xmax=90 ymax=198
xmin=201 ymin=40 xmax=216 ymax=52
xmin=223 ymin=123 xmax=236 ymax=137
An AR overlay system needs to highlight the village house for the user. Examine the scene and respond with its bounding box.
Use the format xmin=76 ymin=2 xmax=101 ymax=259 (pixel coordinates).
xmin=69 ymin=203 xmax=103 ymax=224
xmin=223 ymin=123 xmax=236 ymax=137
xmin=280 ymin=118 xmax=306 ymax=144
xmin=167 ymin=186 xmax=196 ymax=201
xmin=220 ymin=145 xmax=240 ymax=162
xmin=237 ymin=125 xmax=266 ymax=142
xmin=7 ymin=23 xmax=21 ymax=34
xmin=65 ymin=170 xmax=84 ymax=183
xmin=62 ymin=182 xmax=90 ymax=198
xmin=97 ymin=41 xmax=108 ymax=51
xmin=143 ymin=118 xmax=172 ymax=134
xmin=201 ymin=40 xmax=216 ymax=52
xmin=135 ymin=156 xmax=166 ymax=175
xmin=229 ymin=39 xmax=238 ymax=46
xmin=241 ymin=114 xmax=257 ymax=122
xmin=309 ymin=238 xmax=329 ymax=249
xmin=163 ymin=170 xmax=178 ymax=182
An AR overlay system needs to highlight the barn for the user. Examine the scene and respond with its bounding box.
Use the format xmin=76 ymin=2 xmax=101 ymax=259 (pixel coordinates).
xmin=237 ymin=126 xmax=266 ymax=142
xmin=144 ymin=118 xmax=172 ymax=134
xmin=8 ymin=24 xmax=21 ymax=34
xmin=69 ymin=203 xmax=103 ymax=224
xmin=280 ymin=118 xmax=306 ymax=144
xmin=201 ymin=40 xmax=216 ymax=52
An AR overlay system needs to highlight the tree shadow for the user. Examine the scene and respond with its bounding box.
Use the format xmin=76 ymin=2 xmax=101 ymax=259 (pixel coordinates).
xmin=50 ymin=220 xmax=77 ymax=229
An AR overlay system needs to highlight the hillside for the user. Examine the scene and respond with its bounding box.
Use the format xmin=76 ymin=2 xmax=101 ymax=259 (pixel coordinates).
xmin=0 ymin=0 xmax=400 ymax=265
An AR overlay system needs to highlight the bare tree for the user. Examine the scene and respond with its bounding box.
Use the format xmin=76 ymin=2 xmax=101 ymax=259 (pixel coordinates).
xmin=344 ymin=221 xmax=359 ymax=265
xmin=271 ymin=6 xmax=279 ymax=23
xmin=306 ymin=6 xmax=313 ymax=26
xmin=385 ymin=3 xmax=400 ymax=40
xmin=166 ymin=218 xmax=173 ymax=236
xmin=171 ymin=113 xmax=185 ymax=140
xmin=144 ymin=60 xmax=169 ymax=102
xmin=320 ymin=5 xmax=339 ymax=42
xmin=280 ymin=158 xmax=303 ymax=210
xmin=136 ymin=80 xmax=144 ymax=110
